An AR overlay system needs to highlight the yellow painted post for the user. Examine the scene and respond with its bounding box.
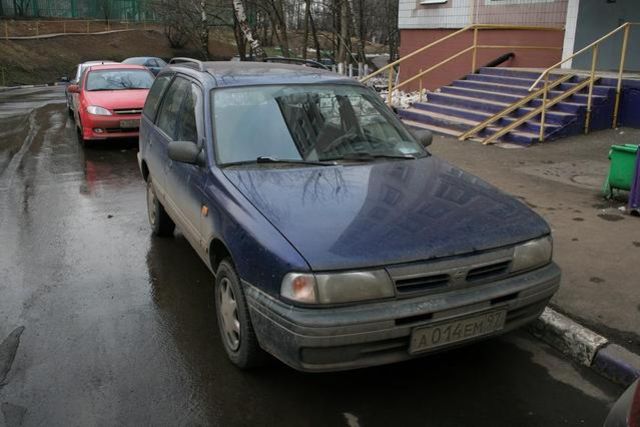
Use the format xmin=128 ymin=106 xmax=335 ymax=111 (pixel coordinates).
xmin=387 ymin=67 xmax=394 ymax=106
xmin=471 ymin=27 xmax=478 ymax=73
xmin=585 ymin=44 xmax=599 ymax=134
xmin=419 ymin=68 xmax=423 ymax=102
xmin=612 ymin=24 xmax=630 ymax=128
xmin=539 ymin=73 xmax=549 ymax=142
xmin=35 ymin=21 xmax=39 ymax=36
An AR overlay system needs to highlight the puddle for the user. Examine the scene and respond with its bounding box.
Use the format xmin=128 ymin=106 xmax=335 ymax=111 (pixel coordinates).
xmin=597 ymin=214 xmax=624 ymax=222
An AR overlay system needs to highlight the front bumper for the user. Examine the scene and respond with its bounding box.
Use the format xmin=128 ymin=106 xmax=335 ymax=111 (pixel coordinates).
xmin=81 ymin=113 xmax=141 ymax=140
xmin=245 ymin=262 xmax=560 ymax=372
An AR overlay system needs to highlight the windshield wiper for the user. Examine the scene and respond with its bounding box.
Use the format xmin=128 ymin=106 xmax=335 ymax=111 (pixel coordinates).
xmin=325 ymin=152 xmax=417 ymax=162
xmin=222 ymin=156 xmax=336 ymax=167
xmin=256 ymin=156 xmax=335 ymax=166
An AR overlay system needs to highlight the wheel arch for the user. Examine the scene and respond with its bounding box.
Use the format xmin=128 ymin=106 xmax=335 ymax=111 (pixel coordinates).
xmin=209 ymin=237 xmax=233 ymax=273
xmin=140 ymin=159 xmax=150 ymax=182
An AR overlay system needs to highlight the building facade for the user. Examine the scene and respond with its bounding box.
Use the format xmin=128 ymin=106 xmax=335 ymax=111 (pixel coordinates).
xmin=398 ymin=0 xmax=639 ymax=90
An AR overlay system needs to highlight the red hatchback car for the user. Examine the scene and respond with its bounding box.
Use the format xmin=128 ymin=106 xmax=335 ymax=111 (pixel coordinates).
xmin=68 ymin=64 xmax=155 ymax=144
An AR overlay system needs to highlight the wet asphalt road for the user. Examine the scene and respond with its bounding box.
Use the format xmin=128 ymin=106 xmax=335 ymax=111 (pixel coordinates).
xmin=0 ymin=87 xmax=624 ymax=426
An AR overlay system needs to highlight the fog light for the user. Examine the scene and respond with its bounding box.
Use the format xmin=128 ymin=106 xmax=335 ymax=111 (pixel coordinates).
xmin=93 ymin=128 xmax=104 ymax=133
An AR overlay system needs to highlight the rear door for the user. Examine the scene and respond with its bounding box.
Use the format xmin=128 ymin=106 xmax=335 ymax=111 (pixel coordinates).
xmin=163 ymin=78 xmax=208 ymax=255
xmin=141 ymin=73 xmax=174 ymax=198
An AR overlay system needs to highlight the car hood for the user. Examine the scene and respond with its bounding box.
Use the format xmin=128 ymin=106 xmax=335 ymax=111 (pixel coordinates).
xmin=82 ymin=89 xmax=149 ymax=110
xmin=223 ymin=156 xmax=550 ymax=271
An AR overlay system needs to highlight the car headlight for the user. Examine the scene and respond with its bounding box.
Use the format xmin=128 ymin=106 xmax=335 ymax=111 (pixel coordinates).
xmin=512 ymin=236 xmax=553 ymax=273
xmin=281 ymin=270 xmax=395 ymax=305
xmin=86 ymin=105 xmax=112 ymax=115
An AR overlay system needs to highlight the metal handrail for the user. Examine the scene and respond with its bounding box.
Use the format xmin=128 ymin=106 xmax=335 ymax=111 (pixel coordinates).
xmin=459 ymin=73 xmax=575 ymax=141
xmin=360 ymin=25 xmax=473 ymax=83
xmin=527 ymin=21 xmax=639 ymax=138
xmin=359 ymin=24 xmax=563 ymax=105
xmin=528 ymin=22 xmax=639 ymax=91
xmin=483 ymin=78 xmax=593 ymax=145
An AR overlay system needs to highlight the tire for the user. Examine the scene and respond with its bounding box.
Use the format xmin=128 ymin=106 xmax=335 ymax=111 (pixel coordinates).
xmin=215 ymin=259 xmax=266 ymax=369
xmin=76 ymin=121 xmax=88 ymax=146
xmin=146 ymin=178 xmax=175 ymax=237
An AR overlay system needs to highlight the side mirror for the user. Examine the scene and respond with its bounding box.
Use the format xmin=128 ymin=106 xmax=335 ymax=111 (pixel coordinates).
xmin=168 ymin=141 xmax=204 ymax=165
xmin=67 ymin=84 xmax=80 ymax=93
xmin=411 ymin=129 xmax=433 ymax=147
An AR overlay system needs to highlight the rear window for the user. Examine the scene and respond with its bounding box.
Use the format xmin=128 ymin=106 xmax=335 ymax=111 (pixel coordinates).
xmin=85 ymin=69 xmax=154 ymax=91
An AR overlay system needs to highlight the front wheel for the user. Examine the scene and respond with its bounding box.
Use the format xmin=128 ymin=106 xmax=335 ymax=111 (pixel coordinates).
xmin=146 ymin=178 xmax=175 ymax=237
xmin=215 ymin=259 xmax=266 ymax=369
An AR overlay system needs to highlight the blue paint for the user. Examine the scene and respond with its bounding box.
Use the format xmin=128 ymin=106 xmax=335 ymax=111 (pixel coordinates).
xmin=223 ymin=157 xmax=550 ymax=272
xmin=139 ymin=62 xmax=551 ymax=297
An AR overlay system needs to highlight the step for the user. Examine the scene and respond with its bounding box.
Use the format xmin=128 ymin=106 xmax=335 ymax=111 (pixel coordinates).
xmin=449 ymin=80 xmax=607 ymax=104
xmin=413 ymin=98 xmax=570 ymax=125
xmin=441 ymin=85 xmax=527 ymax=104
xmin=465 ymin=73 xmax=541 ymax=87
xmin=401 ymin=106 xmax=561 ymax=136
xmin=412 ymin=102 xmax=493 ymax=122
xmin=400 ymin=108 xmax=479 ymax=131
xmin=402 ymin=114 xmax=542 ymax=146
xmin=401 ymin=119 xmax=462 ymax=137
xmin=424 ymin=92 xmax=576 ymax=122
xmin=478 ymin=67 xmax=569 ymax=81
xmin=485 ymin=128 xmax=540 ymax=145
xmin=557 ymin=82 xmax=616 ymax=97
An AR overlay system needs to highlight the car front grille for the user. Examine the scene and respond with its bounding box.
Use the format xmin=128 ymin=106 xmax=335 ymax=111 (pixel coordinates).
xmin=387 ymin=248 xmax=515 ymax=298
xmin=113 ymin=108 xmax=142 ymax=115
xmin=395 ymin=274 xmax=449 ymax=294
xmin=466 ymin=260 xmax=511 ymax=282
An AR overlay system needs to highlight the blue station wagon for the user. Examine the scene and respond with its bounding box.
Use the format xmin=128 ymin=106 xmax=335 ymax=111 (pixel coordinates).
xmin=138 ymin=58 xmax=561 ymax=372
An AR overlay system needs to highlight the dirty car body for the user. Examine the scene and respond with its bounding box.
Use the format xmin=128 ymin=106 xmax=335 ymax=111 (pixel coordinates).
xmin=138 ymin=60 xmax=561 ymax=372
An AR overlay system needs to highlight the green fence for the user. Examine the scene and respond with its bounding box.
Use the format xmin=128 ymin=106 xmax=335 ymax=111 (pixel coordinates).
xmin=0 ymin=0 xmax=156 ymax=21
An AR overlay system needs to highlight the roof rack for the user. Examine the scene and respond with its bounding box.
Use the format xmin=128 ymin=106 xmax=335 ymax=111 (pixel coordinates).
xmin=263 ymin=57 xmax=328 ymax=70
xmin=168 ymin=57 xmax=206 ymax=71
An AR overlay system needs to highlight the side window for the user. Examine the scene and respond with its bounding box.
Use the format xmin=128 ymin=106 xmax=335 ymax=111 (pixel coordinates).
xmin=175 ymin=84 xmax=199 ymax=143
xmin=143 ymin=74 xmax=172 ymax=120
xmin=155 ymin=77 xmax=191 ymax=139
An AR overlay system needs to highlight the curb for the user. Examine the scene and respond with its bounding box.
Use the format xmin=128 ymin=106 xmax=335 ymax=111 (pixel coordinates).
xmin=0 ymin=83 xmax=56 ymax=92
xmin=528 ymin=307 xmax=640 ymax=387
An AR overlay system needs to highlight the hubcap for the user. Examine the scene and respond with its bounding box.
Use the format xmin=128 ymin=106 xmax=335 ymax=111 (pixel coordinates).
xmin=147 ymin=184 xmax=157 ymax=226
xmin=218 ymin=277 xmax=240 ymax=351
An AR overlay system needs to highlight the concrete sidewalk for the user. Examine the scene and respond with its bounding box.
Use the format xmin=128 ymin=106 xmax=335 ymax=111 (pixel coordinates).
xmin=430 ymin=128 xmax=640 ymax=356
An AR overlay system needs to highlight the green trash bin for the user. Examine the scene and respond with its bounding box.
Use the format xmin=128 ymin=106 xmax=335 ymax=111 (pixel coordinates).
xmin=604 ymin=144 xmax=639 ymax=196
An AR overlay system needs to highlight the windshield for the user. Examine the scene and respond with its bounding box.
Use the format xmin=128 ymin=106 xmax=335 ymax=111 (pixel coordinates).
xmin=212 ymin=85 xmax=425 ymax=165
xmin=122 ymin=57 xmax=146 ymax=65
xmin=85 ymin=69 xmax=154 ymax=91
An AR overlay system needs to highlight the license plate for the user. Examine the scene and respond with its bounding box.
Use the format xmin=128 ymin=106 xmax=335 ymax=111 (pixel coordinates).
xmin=120 ymin=119 xmax=139 ymax=129
xmin=409 ymin=310 xmax=506 ymax=354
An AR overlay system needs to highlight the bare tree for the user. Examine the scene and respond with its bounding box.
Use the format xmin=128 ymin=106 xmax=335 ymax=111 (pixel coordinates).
xmin=232 ymin=0 xmax=266 ymax=59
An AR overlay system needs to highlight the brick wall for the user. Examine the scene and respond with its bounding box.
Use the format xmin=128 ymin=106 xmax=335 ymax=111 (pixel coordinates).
xmin=398 ymin=28 xmax=564 ymax=91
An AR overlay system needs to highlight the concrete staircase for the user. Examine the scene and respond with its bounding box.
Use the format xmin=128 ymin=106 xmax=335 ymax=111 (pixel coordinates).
xmin=399 ymin=67 xmax=617 ymax=145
